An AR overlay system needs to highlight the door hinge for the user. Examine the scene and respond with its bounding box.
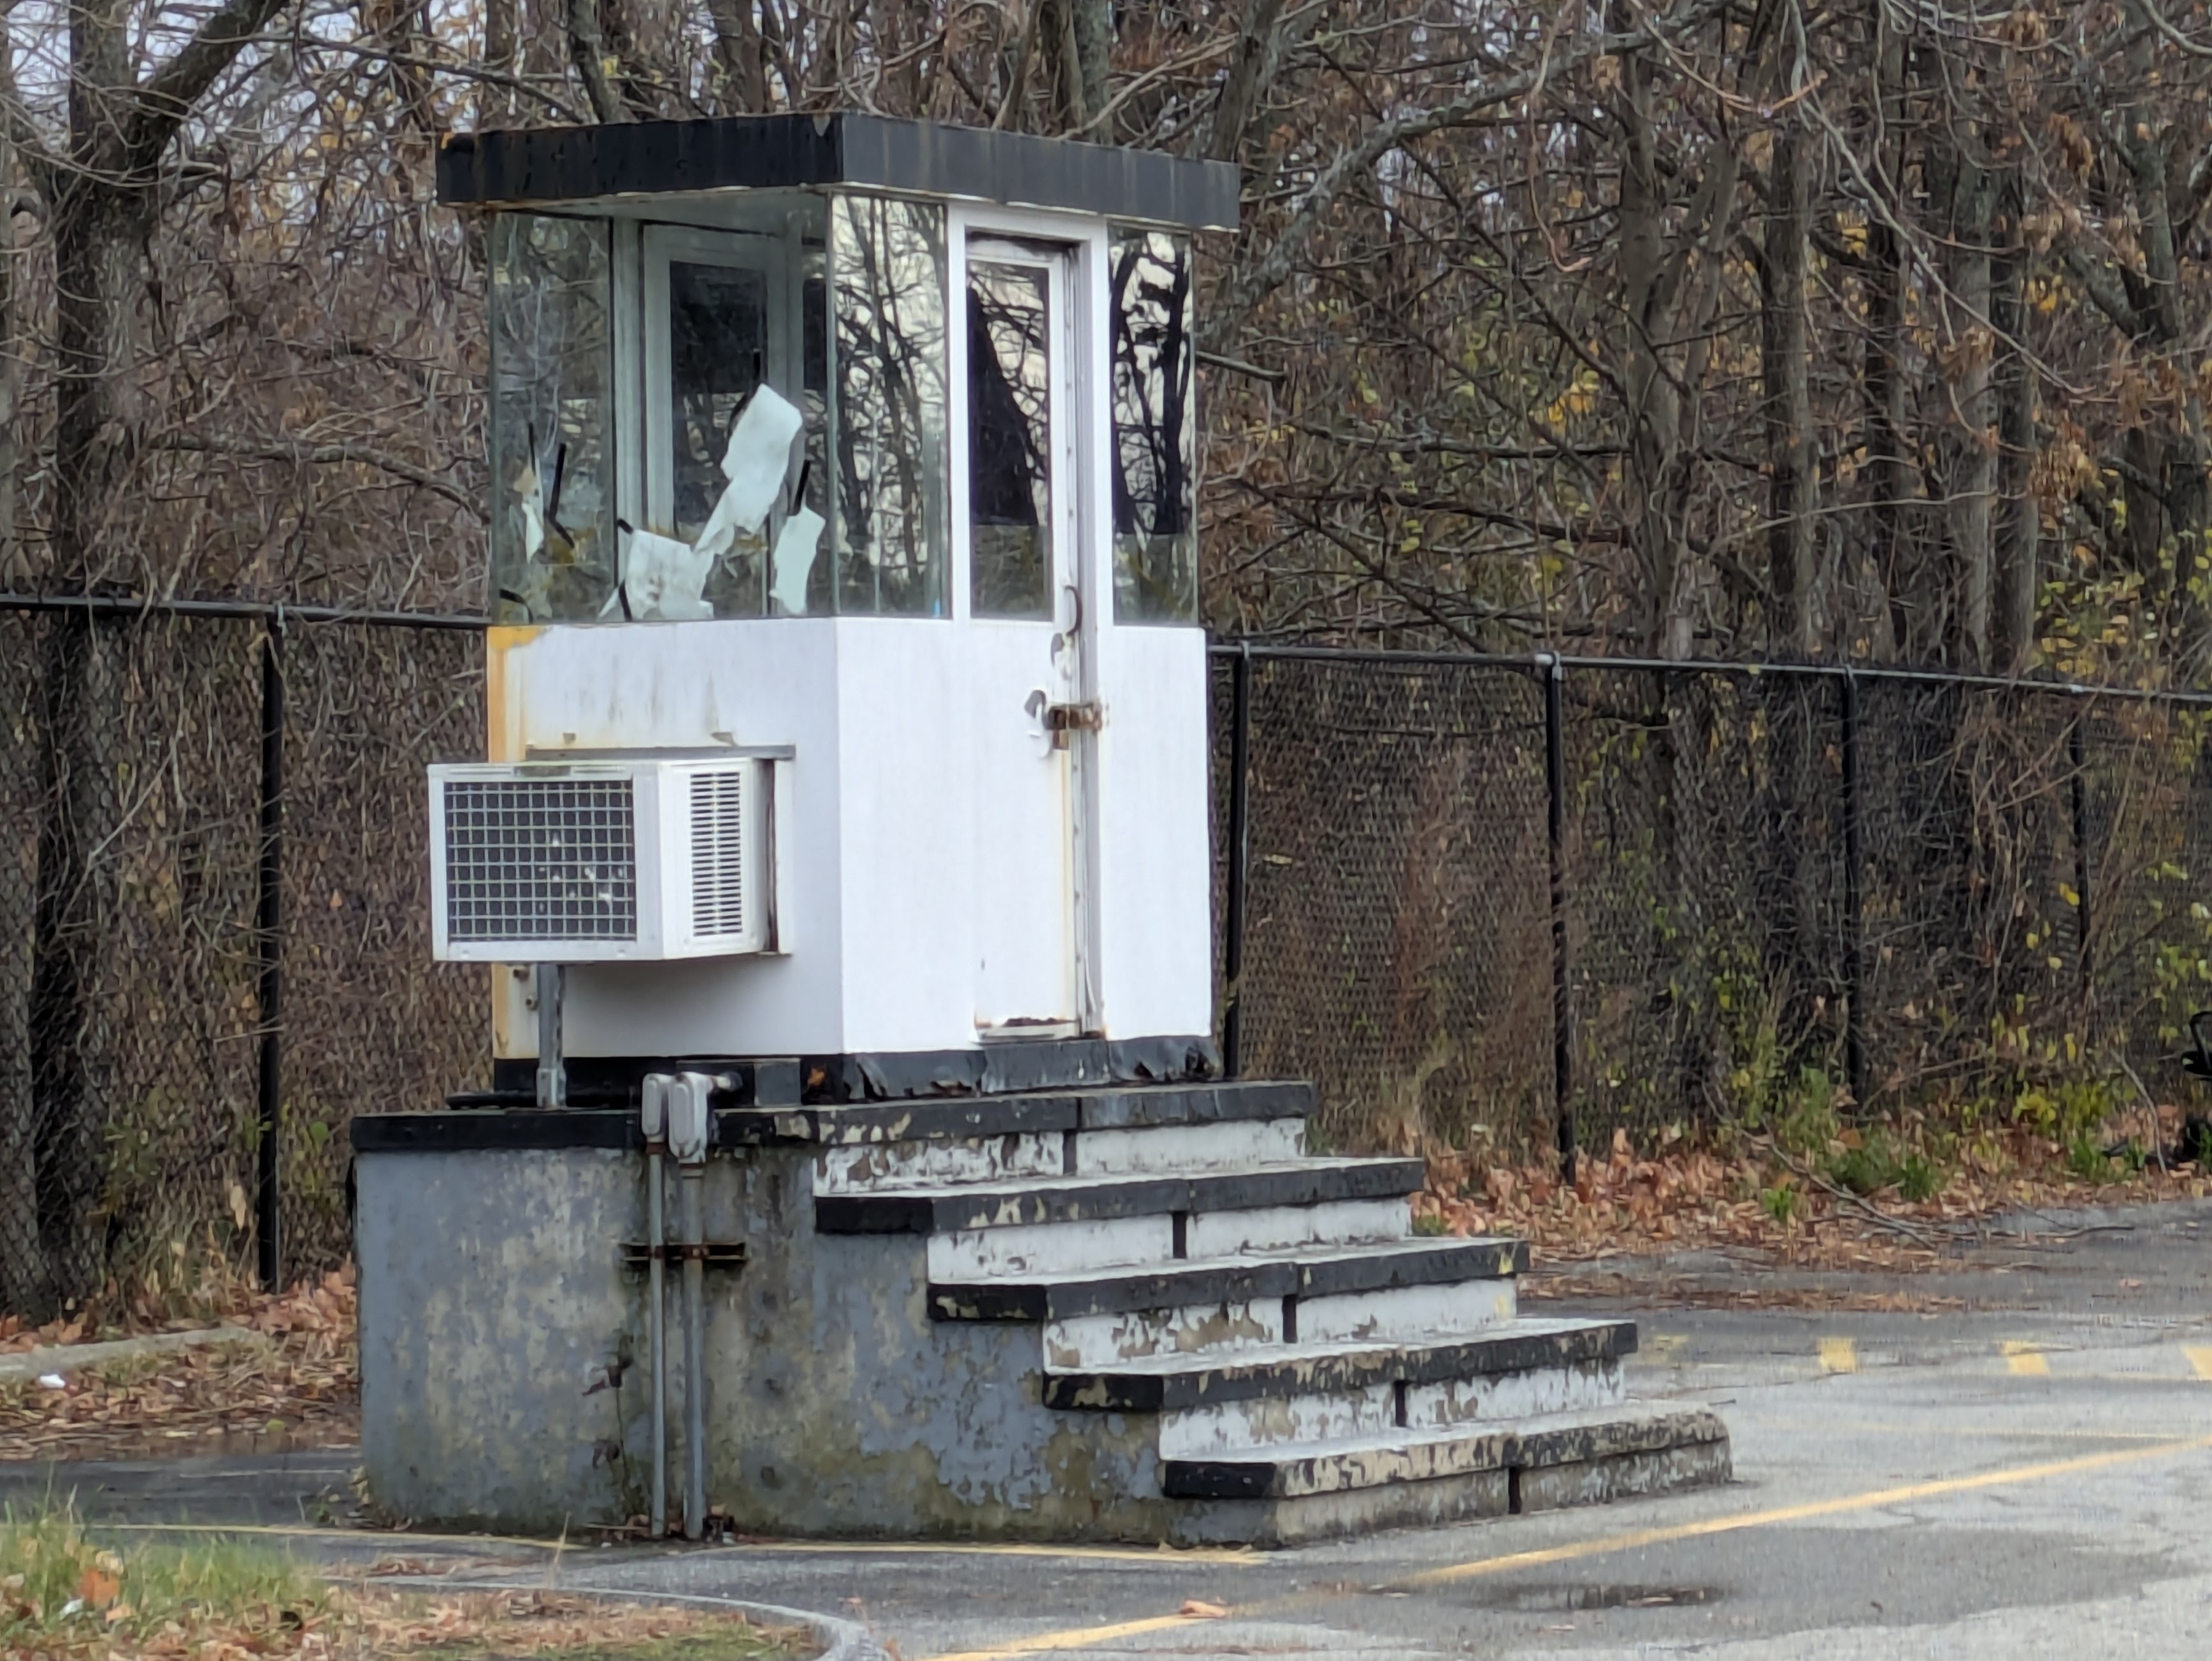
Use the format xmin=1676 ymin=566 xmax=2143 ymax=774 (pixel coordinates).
xmin=1044 ymin=700 xmax=1102 ymax=748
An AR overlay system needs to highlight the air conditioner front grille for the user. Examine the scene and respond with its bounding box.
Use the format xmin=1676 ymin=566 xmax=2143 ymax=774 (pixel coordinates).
xmin=690 ymin=770 xmax=747 ymax=937
xmin=443 ymin=778 xmax=638 ymax=941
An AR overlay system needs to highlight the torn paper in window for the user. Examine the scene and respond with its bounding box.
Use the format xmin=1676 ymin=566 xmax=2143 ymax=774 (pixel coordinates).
xmin=771 ymin=504 xmax=825 ymax=616
xmin=515 ymin=459 xmax=547 ymax=561
xmin=621 ymin=526 xmax=715 ymax=621
xmin=710 ymin=385 xmax=804 ymax=541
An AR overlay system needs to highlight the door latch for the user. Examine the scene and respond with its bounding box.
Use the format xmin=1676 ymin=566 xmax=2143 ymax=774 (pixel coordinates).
xmin=1044 ymin=700 xmax=1102 ymax=749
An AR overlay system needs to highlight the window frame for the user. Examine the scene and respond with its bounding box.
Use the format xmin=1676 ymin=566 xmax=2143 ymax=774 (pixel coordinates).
xmin=945 ymin=203 xmax=1110 ymax=633
xmin=638 ymin=222 xmax=803 ymax=545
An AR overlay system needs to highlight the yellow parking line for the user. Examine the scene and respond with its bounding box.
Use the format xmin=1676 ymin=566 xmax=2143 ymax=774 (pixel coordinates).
xmin=1818 ymin=1335 xmax=1858 ymax=1374
xmin=2187 ymin=1346 xmax=2212 ymax=1382
xmin=2002 ymin=1342 xmax=2050 ymax=1377
xmin=925 ymin=1613 xmax=1205 ymax=1661
xmin=920 ymin=1434 xmax=2212 ymax=1660
xmin=1402 ymin=1434 xmax=2212 ymax=1589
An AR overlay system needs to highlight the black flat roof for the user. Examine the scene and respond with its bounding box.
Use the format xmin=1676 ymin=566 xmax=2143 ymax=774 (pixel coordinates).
xmin=436 ymin=114 xmax=1239 ymax=232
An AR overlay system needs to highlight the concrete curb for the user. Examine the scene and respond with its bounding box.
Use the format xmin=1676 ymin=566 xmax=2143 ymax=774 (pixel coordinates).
xmin=380 ymin=1576 xmax=891 ymax=1661
xmin=0 ymin=1326 xmax=260 ymax=1383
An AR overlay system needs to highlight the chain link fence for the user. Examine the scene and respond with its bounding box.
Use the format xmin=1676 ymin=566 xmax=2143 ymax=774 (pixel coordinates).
xmin=0 ymin=601 xmax=485 ymax=1321
xmin=1217 ymin=647 xmax=2212 ymax=1161
xmin=10 ymin=619 xmax=2212 ymax=1318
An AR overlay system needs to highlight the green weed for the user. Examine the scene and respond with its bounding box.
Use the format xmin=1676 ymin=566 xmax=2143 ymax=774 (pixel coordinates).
xmin=1897 ymin=1151 xmax=1943 ymax=1203
xmin=0 ymin=1499 xmax=315 ymax=1644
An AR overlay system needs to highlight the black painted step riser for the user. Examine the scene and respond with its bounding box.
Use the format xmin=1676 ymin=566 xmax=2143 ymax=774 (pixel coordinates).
xmin=929 ymin=1239 xmax=1530 ymax=1323
xmin=1044 ymin=1322 xmax=1635 ymax=1413
xmin=818 ymin=1159 xmax=1423 ymax=1236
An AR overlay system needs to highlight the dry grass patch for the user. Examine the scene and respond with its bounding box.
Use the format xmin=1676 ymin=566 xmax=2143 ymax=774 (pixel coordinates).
xmin=0 ymin=1509 xmax=814 ymax=1659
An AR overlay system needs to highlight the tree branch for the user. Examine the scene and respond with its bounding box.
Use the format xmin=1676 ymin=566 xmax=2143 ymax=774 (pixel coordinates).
xmin=126 ymin=0 xmax=297 ymax=175
xmin=1202 ymin=0 xmax=1730 ymax=351
xmin=153 ymin=433 xmax=484 ymax=516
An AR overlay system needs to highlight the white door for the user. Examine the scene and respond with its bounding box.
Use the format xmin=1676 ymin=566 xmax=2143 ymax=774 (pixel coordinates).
xmin=965 ymin=237 xmax=1096 ymax=1039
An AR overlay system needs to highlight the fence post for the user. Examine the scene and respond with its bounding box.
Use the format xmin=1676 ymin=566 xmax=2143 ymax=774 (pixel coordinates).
xmin=1840 ymin=668 xmax=1867 ymax=1112
xmin=1542 ymin=654 xmax=1574 ymax=1170
xmin=1221 ymin=643 xmax=1253 ymax=1079
xmin=2069 ymin=714 xmax=2091 ymax=998
xmin=255 ymin=615 xmax=285 ymax=1293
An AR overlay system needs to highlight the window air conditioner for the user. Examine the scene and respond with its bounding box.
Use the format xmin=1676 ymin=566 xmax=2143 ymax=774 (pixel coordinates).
xmin=428 ymin=758 xmax=773 ymax=962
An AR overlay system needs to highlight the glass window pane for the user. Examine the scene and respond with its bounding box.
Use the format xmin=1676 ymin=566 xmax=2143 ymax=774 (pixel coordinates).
xmin=791 ymin=248 xmax=831 ymax=615
xmin=669 ymin=260 xmax=770 ymax=617
xmin=968 ymin=261 xmax=1053 ymax=620
xmin=1109 ymin=229 xmax=1198 ymax=624
xmin=832 ymin=195 xmax=949 ymax=617
xmin=489 ymin=215 xmax=615 ymax=623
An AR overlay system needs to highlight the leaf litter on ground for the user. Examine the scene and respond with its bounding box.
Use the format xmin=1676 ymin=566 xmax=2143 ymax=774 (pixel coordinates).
xmin=0 ymin=1270 xmax=356 ymax=1464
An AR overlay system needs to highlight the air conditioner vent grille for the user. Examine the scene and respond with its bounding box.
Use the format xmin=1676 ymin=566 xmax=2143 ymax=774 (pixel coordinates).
xmin=690 ymin=770 xmax=748 ymax=937
xmin=443 ymin=778 xmax=638 ymax=941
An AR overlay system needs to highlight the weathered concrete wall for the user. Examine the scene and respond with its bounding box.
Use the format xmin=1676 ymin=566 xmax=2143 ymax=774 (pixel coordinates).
xmin=357 ymin=1145 xmax=1179 ymax=1540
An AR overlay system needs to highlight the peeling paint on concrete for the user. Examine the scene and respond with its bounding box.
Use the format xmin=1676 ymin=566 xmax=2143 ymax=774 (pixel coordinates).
xmin=815 ymin=1134 xmax=1061 ymax=1193
xmin=1073 ymin=1119 xmax=1304 ymax=1176
xmin=1186 ymin=1198 xmax=1408 ymax=1258
xmin=927 ymin=1215 xmax=1174 ymax=1279
xmin=1409 ymin=1358 xmax=1623 ymax=1430
xmin=1045 ymin=1299 xmax=1282 ymax=1370
xmin=1298 ymin=1279 xmax=1517 ymax=1346
xmin=1160 ymin=1383 xmax=1398 ymax=1459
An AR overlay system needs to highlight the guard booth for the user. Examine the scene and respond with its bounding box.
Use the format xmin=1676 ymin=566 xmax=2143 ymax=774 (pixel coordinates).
xmin=430 ymin=115 xmax=1239 ymax=1096
xmin=357 ymin=117 xmax=1730 ymax=1546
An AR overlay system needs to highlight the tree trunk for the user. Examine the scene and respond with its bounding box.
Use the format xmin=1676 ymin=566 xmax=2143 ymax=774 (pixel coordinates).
xmin=1763 ymin=123 xmax=1816 ymax=657
xmin=565 ymin=0 xmax=624 ymax=124
xmin=1069 ymin=0 xmax=1110 ymax=131
xmin=703 ymin=0 xmax=767 ymax=114
xmin=1615 ymin=40 xmax=1689 ymax=658
xmin=1937 ymin=143 xmax=1996 ymax=669
xmin=1207 ymin=0 xmax=1288 ymax=162
xmin=1992 ymin=193 xmax=2039 ymax=674
xmin=27 ymin=172 xmax=147 ymax=1312
xmin=480 ymin=0 xmax=516 ymax=127
xmin=24 ymin=0 xmax=287 ymax=1313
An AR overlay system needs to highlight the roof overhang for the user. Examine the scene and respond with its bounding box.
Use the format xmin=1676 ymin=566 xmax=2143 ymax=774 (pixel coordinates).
xmin=436 ymin=114 xmax=1240 ymax=233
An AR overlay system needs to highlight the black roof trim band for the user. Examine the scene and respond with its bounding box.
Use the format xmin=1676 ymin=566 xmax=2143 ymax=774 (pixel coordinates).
xmin=436 ymin=114 xmax=1239 ymax=232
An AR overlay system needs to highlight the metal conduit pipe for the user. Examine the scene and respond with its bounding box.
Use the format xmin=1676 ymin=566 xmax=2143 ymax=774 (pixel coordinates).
xmin=638 ymin=1077 xmax=670 ymax=1537
xmin=668 ymin=1072 xmax=714 ymax=1540
xmin=535 ymin=963 xmax=566 ymax=1108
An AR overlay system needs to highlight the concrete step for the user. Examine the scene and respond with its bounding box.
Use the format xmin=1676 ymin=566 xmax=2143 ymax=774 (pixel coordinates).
xmin=1039 ymin=1276 xmax=1525 ymax=1369
xmin=815 ymin=1157 xmax=1422 ymax=1236
xmin=1043 ymin=1316 xmax=1634 ymax=1416
xmin=1160 ymin=1350 xmax=1628 ymax=1458
xmin=792 ymin=1079 xmax=1316 ymax=1149
xmin=814 ymin=1115 xmax=1307 ymax=1194
xmin=931 ymin=1237 xmax=1529 ymax=1369
xmin=1160 ymin=1402 xmax=1730 ymax=1506
xmin=819 ymin=1158 xmax=1419 ymax=1279
xmin=931 ymin=1236 xmax=1528 ymax=1321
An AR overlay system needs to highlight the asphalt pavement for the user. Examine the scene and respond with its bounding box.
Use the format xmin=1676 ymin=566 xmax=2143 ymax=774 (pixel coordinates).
xmin=13 ymin=1194 xmax=2212 ymax=1658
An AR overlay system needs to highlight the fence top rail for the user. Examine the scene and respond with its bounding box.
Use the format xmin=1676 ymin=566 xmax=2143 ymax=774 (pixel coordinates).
xmin=9 ymin=595 xmax=2209 ymax=707
xmin=1206 ymin=640 xmax=2212 ymax=709
xmin=0 ymin=593 xmax=491 ymax=631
